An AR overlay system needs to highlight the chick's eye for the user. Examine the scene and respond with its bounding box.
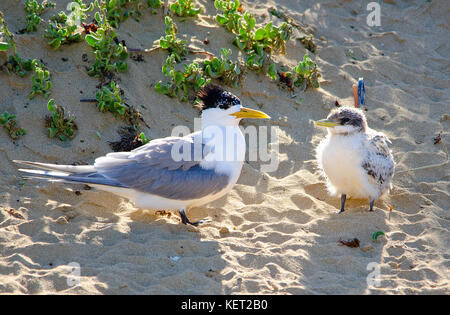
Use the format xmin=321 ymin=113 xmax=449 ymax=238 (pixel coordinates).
xmin=340 ymin=118 xmax=350 ymax=124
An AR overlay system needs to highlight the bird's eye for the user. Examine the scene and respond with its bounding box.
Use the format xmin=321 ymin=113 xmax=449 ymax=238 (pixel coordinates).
xmin=340 ymin=118 xmax=350 ymax=125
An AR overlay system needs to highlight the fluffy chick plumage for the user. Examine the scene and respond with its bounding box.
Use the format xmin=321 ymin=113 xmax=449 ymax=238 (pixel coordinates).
xmin=315 ymin=107 xmax=394 ymax=212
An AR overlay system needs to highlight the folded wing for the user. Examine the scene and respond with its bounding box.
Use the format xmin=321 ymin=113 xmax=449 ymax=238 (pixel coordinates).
xmin=16 ymin=134 xmax=230 ymax=201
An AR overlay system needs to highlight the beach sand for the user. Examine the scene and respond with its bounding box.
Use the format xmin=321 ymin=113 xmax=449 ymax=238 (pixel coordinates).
xmin=0 ymin=0 xmax=448 ymax=294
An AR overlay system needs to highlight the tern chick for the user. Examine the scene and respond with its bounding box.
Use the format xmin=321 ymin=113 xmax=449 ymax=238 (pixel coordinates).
xmin=315 ymin=107 xmax=394 ymax=213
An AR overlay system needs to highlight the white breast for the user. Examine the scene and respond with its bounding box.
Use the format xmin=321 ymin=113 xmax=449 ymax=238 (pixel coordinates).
xmin=316 ymin=133 xmax=375 ymax=198
xmin=194 ymin=126 xmax=245 ymax=206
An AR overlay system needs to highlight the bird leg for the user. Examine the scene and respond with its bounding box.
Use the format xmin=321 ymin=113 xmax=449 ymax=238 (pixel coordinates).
xmin=178 ymin=209 xmax=207 ymax=226
xmin=338 ymin=194 xmax=346 ymax=214
xmin=369 ymin=200 xmax=375 ymax=212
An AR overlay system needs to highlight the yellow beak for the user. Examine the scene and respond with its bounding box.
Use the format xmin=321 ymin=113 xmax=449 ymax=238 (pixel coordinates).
xmin=230 ymin=107 xmax=271 ymax=119
xmin=314 ymin=119 xmax=339 ymax=128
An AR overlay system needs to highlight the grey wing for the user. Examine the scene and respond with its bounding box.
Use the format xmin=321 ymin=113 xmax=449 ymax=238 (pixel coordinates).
xmin=361 ymin=132 xmax=395 ymax=188
xmin=94 ymin=134 xmax=230 ymax=200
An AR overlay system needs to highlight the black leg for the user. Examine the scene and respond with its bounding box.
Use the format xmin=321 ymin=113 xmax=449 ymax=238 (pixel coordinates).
xmin=178 ymin=209 xmax=207 ymax=226
xmin=369 ymin=200 xmax=375 ymax=212
xmin=338 ymin=194 xmax=346 ymax=214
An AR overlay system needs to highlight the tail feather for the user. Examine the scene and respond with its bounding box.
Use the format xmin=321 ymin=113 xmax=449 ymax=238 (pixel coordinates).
xmin=13 ymin=160 xmax=95 ymax=174
xmin=18 ymin=168 xmax=127 ymax=188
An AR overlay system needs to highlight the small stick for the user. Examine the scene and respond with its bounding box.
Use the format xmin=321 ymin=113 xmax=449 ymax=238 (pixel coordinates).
xmin=396 ymin=140 xmax=448 ymax=174
xmin=126 ymin=47 xmax=215 ymax=58
xmin=396 ymin=161 xmax=449 ymax=173
xmin=268 ymin=7 xmax=308 ymax=32
xmin=188 ymin=49 xmax=215 ymax=58
xmin=164 ymin=0 xmax=169 ymax=16
xmin=127 ymin=46 xmax=161 ymax=53
xmin=353 ymin=84 xmax=358 ymax=108
xmin=80 ymin=98 xmax=97 ymax=103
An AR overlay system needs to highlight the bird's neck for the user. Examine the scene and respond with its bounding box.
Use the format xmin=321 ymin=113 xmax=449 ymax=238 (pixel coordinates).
xmin=329 ymin=129 xmax=364 ymax=138
xmin=200 ymin=122 xmax=245 ymax=170
xmin=201 ymin=114 xmax=241 ymax=127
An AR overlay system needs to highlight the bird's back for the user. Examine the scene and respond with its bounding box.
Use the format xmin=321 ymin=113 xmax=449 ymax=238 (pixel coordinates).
xmin=361 ymin=129 xmax=395 ymax=198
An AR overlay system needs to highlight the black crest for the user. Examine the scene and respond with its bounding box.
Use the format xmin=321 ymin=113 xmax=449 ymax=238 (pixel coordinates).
xmin=196 ymin=84 xmax=240 ymax=112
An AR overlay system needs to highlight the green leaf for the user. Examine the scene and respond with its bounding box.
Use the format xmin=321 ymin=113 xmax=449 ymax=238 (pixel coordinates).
xmin=85 ymin=34 xmax=100 ymax=47
xmin=264 ymin=22 xmax=273 ymax=33
xmin=159 ymin=39 xmax=169 ymax=48
xmin=234 ymin=38 xmax=246 ymax=50
xmin=268 ymin=63 xmax=276 ymax=80
xmin=116 ymin=62 xmax=128 ymax=72
xmin=248 ymin=16 xmax=255 ymax=29
xmin=216 ymin=15 xmax=227 ymax=25
xmin=254 ymin=28 xmax=266 ymax=41
xmin=49 ymin=127 xmax=56 ymax=138
xmin=94 ymin=11 xmax=101 ymax=24
xmin=47 ymin=99 xmax=55 ymax=111
xmin=0 ymin=42 xmax=9 ymax=51
xmin=155 ymin=81 xmax=165 ymax=94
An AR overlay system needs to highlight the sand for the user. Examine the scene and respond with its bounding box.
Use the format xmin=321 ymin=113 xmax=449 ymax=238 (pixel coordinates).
xmin=0 ymin=0 xmax=448 ymax=294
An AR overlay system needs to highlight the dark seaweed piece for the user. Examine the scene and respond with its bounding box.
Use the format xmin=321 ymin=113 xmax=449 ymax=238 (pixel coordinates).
xmin=298 ymin=34 xmax=316 ymax=53
xmin=130 ymin=54 xmax=144 ymax=62
xmin=277 ymin=71 xmax=293 ymax=91
xmin=338 ymin=238 xmax=360 ymax=248
xmin=433 ymin=133 xmax=442 ymax=145
xmin=109 ymin=126 xmax=149 ymax=152
xmin=82 ymin=22 xmax=99 ymax=34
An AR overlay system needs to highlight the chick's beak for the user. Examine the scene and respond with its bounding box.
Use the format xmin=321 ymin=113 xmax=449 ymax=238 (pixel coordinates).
xmin=314 ymin=119 xmax=339 ymax=128
xmin=230 ymin=107 xmax=271 ymax=119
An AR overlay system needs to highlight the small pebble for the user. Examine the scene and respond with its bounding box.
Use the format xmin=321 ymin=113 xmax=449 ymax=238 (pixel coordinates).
xmin=440 ymin=114 xmax=449 ymax=122
xmin=205 ymin=269 xmax=219 ymax=278
xmin=176 ymin=247 xmax=185 ymax=255
xmin=390 ymin=262 xmax=399 ymax=269
xmin=66 ymin=211 xmax=77 ymax=220
xmin=219 ymin=227 xmax=229 ymax=234
xmin=55 ymin=205 xmax=76 ymax=213
xmin=187 ymin=226 xmax=199 ymax=232
xmin=361 ymin=244 xmax=373 ymax=252
xmin=56 ymin=216 xmax=68 ymax=225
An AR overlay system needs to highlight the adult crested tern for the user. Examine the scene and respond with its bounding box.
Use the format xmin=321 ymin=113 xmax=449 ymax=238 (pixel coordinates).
xmin=315 ymin=106 xmax=394 ymax=213
xmin=14 ymin=85 xmax=270 ymax=226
